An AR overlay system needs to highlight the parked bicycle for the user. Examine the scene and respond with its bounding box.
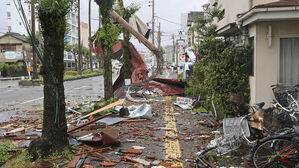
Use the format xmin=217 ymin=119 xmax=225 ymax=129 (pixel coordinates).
xmin=251 ymin=126 xmax=299 ymax=168
xmin=263 ymin=85 xmax=299 ymax=134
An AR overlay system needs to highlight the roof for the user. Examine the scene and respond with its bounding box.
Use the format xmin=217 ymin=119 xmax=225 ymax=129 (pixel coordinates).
xmin=0 ymin=32 xmax=28 ymax=43
xmin=254 ymin=0 xmax=299 ymax=8
xmin=202 ymin=3 xmax=210 ymax=8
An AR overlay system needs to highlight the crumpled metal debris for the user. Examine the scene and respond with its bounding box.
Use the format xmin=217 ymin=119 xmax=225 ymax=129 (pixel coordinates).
xmin=128 ymin=104 xmax=152 ymax=119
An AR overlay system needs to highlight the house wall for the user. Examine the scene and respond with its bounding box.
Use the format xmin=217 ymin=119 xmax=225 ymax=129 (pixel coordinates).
xmin=252 ymin=0 xmax=276 ymax=7
xmin=217 ymin=0 xmax=250 ymax=29
xmin=249 ymin=21 xmax=299 ymax=105
xmin=0 ymin=35 xmax=31 ymax=62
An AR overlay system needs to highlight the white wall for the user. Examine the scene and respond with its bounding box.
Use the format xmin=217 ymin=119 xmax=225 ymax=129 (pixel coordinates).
xmin=250 ymin=21 xmax=299 ymax=105
xmin=217 ymin=0 xmax=250 ymax=29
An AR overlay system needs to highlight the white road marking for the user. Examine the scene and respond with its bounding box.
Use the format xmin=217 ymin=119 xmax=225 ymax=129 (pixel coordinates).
xmin=20 ymin=97 xmax=44 ymax=105
xmin=73 ymin=86 xmax=88 ymax=90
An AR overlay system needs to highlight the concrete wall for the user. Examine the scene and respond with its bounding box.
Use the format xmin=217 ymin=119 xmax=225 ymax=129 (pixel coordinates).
xmin=217 ymin=0 xmax=250 ymax=28
xmin=249 ymin=21 xmax=299 ymax=105
xmin=252 ymin=0 xmax=276 ymax=7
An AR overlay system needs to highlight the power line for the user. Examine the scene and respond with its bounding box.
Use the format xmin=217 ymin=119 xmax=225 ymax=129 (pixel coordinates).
xmin=156 ymin=16 xmax=185 ymax=27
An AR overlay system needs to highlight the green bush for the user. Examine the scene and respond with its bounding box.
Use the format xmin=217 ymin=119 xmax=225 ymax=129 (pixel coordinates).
xmin=177 ymin=72 xmax=183 ymax=80
xmin=95 ymin=68 xmax=102 ymax=74
xmin=65 ymin=70 xmax=78 ymax=76
xmin=185 ymin=6 xmax=252 ymax=119
xmin=82 ymin=69 xmax=92 ymax=74
xmin=0 ymin=63 xmax=9 ymax=77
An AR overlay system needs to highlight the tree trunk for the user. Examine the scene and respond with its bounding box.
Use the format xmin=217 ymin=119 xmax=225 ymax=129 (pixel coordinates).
xmin=103 ymin=47 xmax=113 ymax=100
xmin=88 ymin=0 xmax=93 ymax=71
xmin=30 ymin=3 xmax=68 ymax=158
xmin=74 ymin=54 xmax=78 ymax=71
xmin=123 ymin=30 xmax=131 ymax=79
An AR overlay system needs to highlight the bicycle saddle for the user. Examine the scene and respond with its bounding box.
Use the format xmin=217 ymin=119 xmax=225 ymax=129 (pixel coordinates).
xmin=255 ymin=102 xmax=265 ymax=108
xmin=294 ymin=126 xmax=299 ymax=136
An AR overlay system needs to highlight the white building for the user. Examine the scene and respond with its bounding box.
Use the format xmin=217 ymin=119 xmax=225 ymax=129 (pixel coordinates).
xmin=64 ymin=10 xmax=79 ymax=70
xmin=0 ymin=0 xmax=39 ymax=36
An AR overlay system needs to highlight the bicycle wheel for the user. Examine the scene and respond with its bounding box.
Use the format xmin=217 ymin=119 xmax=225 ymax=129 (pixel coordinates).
xmin=251 ymin=136 xmax=298 ymax=168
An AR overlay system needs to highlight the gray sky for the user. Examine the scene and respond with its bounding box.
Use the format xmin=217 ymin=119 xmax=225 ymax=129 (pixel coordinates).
xmin=80 ymin=0 xmax=208 ymax=53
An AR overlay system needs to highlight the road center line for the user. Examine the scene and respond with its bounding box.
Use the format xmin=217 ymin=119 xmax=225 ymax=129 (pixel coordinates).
xmin=164 ymin=96 xmax=183 ymax=167
xmin=73 ymin=86 xmax=88 ymax=90
xmin=20 ymin=97 xmax=44 ymax=105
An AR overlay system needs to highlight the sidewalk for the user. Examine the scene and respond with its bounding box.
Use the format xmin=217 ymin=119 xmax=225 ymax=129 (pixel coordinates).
xmin=0 ymin=76 xmax=26 ymax=81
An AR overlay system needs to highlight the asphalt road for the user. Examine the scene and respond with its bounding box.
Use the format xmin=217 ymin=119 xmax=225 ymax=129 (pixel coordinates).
xmin=0 ymin=75 xmax=107 ymax=122
xmin=0 ymin=69 xmax=176 ymax=122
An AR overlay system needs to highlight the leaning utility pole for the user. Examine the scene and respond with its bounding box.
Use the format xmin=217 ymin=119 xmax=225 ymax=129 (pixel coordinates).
xmin=88 ymin=0 xmax=93 ymax=71
xmin=78 ymin=0 xmax=82 ymax=75
xmin=31 ymin=0 xmax=38 ymax=79
xmin=110 ymin=10 xmax=163 ymax=76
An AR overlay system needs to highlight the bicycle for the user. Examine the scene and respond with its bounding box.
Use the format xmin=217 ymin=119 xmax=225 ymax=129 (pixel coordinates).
xmin=263 ymin=85 xmax=299 ymax=134
xmin=185 ymin=103 xmax=267 ymax=167
xmin=251 ymin=126 xmax=299 ymax=168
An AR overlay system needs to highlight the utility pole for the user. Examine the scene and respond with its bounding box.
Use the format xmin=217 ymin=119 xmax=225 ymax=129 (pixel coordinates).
xmin=88 ymin=0 xmax=93 ymax=71
xmin=78 ymin=0 xmax=82 ymax=75
xmin=151 ymin=0 xmax=155 ymax=47
xmin=172 ymin=34 xmax=175 ymax=63
xmin=31 ymin=0 xmax=38 ymax=79
xmin=151 ymin=0 xmax=155 ymax=66
xmin=157 ymin=22 xmax=161 ymax=49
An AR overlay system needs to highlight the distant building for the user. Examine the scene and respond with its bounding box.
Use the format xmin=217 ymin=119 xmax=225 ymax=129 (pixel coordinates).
xmin=164 ymin=45 xmax=174 ymax=63
xmin=80 ymin=22 xmax=88 ymax=48
xmin=0 ymin=32 xmax=31 ymax=65
xmin=0 ymin=0 xmax=39 ymax=36
xmin=180 ymin=13 xmax=188 ymax=33
xmin=64 ymin=10 xmax=79 ymax=70
xmin=186 ymin=11 xmax=204 ymax=49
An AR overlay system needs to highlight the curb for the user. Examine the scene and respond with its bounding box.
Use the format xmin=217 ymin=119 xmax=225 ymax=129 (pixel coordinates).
xmin=18 ymin=73 xmax=103 ymax=86
xmin=0 ymin=76 xmax=26 ymax=81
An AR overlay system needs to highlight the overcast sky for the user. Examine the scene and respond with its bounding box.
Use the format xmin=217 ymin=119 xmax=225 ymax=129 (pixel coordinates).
xmin=80 ymin=0 xmax=208 ymax=53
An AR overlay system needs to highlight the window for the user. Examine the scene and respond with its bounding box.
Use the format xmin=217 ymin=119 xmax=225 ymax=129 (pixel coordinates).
xmin=7 ymin=12 xmax=11 ymax=18
xmin=280 ymin=38 xmax=299 ymax=84
xmin=8 ymin=26 xmax=11 ymax=32
xmin=248 ymin=37 xmax=254 ymax=76
xmin=0 ymin=44 xmax=16 ymax=51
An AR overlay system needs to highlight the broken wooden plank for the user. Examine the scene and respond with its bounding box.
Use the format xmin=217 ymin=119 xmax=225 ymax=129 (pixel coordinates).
xmin=120 ymin=148 xmax=143 ymax=154
xmin=125 ymin=157 xmax=150 ymax=166
xmin=80 ymin=99 xmax=125 ymax=119
xmin=0 ymin=135 xmax=39 ymax=140
xmin=45 ymin=147 xmax=111 ymax=162
xmin=123 ymin=119 xmax=147 ymax=123
xmin=67 ymin=149 xmax=82 ymax=168
xmin=67 ymin=112 xmax=112 ymax=133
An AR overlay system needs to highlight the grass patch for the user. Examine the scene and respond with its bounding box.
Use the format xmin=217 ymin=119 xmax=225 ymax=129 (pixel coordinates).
xmin=41 ymin=148 xmax=73 ymax=168
xmin=7 ymin=150 xmax=32 ymax=168
xmin=0 ymin=140 xmax=17 ymax=162
xmin=192 ymin=106 xmax=208 ymax=113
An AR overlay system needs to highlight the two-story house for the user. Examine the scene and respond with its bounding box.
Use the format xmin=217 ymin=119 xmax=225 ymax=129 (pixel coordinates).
xmin=209 ymin=0 xmax=299 ymax=105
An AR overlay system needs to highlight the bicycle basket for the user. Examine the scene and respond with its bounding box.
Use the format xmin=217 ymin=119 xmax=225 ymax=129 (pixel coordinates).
xmin=223 ymin=117 xmax=250 ymax=139
xmin=272 ymin=85 xmax=298 ymax=107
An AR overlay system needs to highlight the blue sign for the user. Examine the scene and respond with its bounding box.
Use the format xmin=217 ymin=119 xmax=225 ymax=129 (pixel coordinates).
xmin=5 ymin=51 xmax=23 ymax=60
